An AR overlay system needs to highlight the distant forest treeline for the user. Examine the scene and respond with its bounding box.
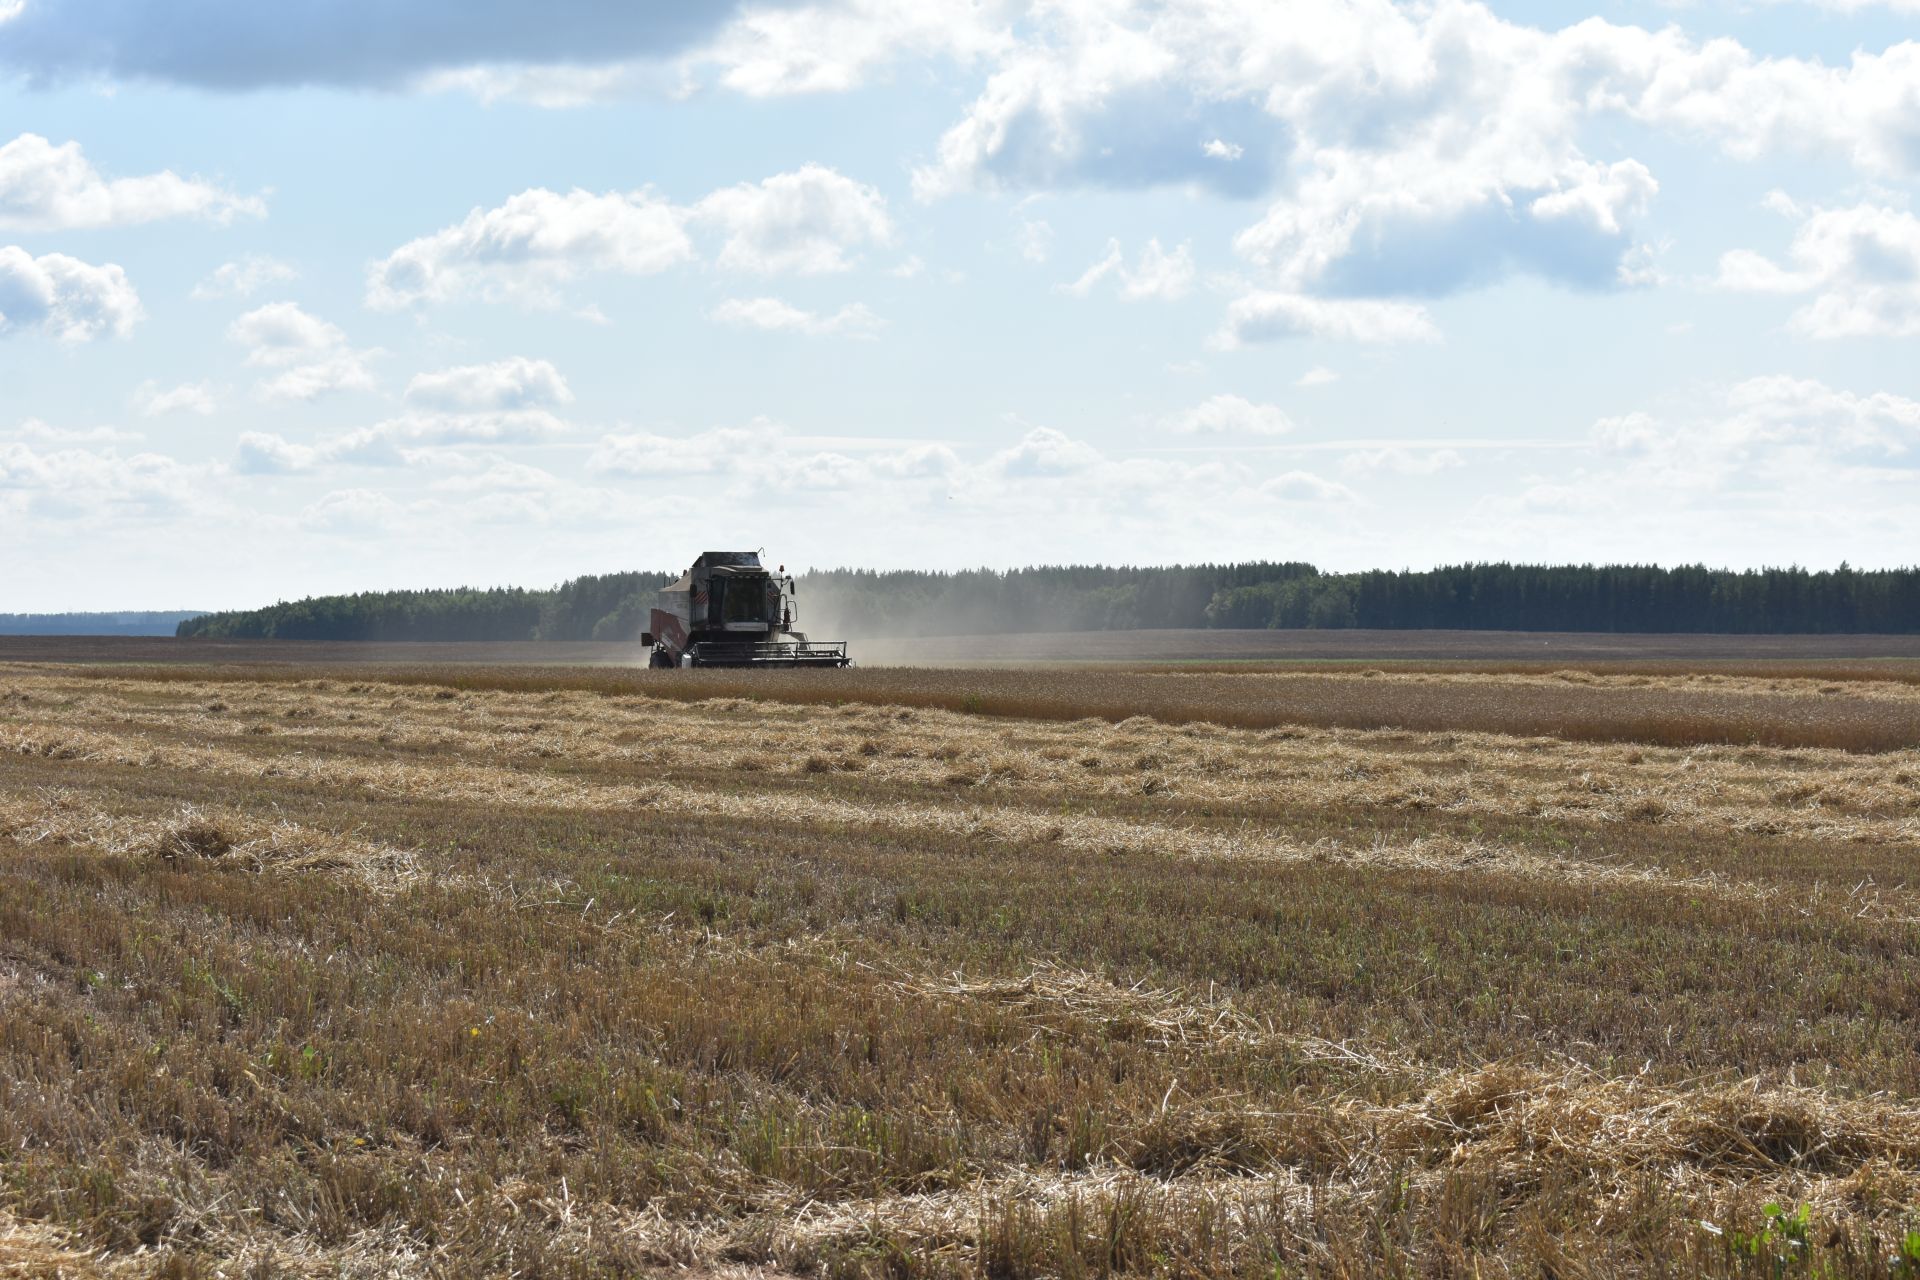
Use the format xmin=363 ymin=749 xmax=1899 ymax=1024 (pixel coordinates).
xmin=0 ymin=611 xmax=205 ymax=636
xmin=173 ymin=563 xmax=1920 ymax=640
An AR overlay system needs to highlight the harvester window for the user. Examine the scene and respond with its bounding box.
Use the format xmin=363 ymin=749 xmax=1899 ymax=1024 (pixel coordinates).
xmin=718 ymin=577 xmax=770 ymax=625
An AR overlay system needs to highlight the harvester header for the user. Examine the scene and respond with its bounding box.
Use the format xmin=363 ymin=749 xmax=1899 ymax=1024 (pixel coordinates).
xmin=642 ymin=551 xmax=850 ymax=668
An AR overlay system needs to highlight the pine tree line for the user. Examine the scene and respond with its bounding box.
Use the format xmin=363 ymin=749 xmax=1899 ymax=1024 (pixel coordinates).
xmin=174 ymin=562 xmax=1920 ymax=641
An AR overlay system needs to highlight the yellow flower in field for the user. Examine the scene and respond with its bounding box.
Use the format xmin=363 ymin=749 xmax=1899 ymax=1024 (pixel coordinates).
xmin=470 ymin=1027 xmax=480 ymax=1036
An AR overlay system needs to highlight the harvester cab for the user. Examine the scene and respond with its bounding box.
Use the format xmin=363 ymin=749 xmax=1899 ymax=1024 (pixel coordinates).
xmin=641 ymin=551 xmax=851 ymax=669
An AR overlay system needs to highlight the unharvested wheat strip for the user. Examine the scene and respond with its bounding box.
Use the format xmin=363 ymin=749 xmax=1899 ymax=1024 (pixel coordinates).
xmin=7 ymin=716 xmax=1913 ymax=924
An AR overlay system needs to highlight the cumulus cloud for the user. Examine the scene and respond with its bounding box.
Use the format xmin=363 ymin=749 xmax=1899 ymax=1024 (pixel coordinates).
xmin=1261 ymin=470 xmax=1359 ymax=504
xmin=1170 ymin=394 xmax=1294 ymax=435
xmin=235 ymin=408 xmax=567 ymax=476
xmin=590 ymin=421 xmax=774 ymax=478
xmin=0 ymin=132 xmax=261 ymax=230
xmin=1233 ymin=157 xmax=1659 ymax=299
xmin=233 ymin=430 xmax=318 ymax=475
xmin=0 ymin=438 xmax=202 ymax=519
xmin=989 ymin=425 xmax=1101 ymax=477
xmin=192 ymin=254 xmax=297 ymax=300
xmin=0 ymin=2 xmax=749 ymax=91
xmin=227 ymin=301 xmax=377 ymax=400
xmin=916 ymin=3 xmax=1920 ymax=201
xmin=367 ymin=187 xmax=692 ymax=309
xmin=692 ymin=164 xmax=892 ymax=274
xmin=405 ymin=357 xmax=573 ymax=411
xmin=589 ymin=417 xmax=952 ymax=494
xmin=693 ymin=0 xmax=1013 ymax=97
xmin=709 ymin=295 xmax=882 ymax=336
xmin=1296 ymin=366 xmax=1338 ymax=387
xmin=1217 ymin=292 xmax=1438 ymax=345
xmin=0 ymin=246 xmax=141 ymax=341
xmin=899 ymin=0 xmax=1920 ymax=336
xmin=1716 ymin=200 xmax=1920 ymax=338
xmin=301 ymin=488 xmax=407 ymax=533
xmin=428 ymin=458 xmax=563 ymax=494
xmin=1587 ymin=377 xmax=1920 ymax=492
xmin=1064 ymin=237 xmax=1196 ymax=301
xmin=132 ymin=380 xmax=216 ymax=417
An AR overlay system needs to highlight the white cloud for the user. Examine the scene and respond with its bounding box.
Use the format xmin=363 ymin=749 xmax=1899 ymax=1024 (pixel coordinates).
xmin=0 ymin=132 xmax=261 ymax=230
xmin=9 ymin=420 xmax=142 ymax=445
xmin=301 ymin=488 xmax=406 ymax=533
xmin=1171 ymin=393 xmax=1294 ymax=435
xmin=0 ymin=438 xmax=202 ymax=519
xmin=367 ymin=187 xmax=692 ymax=309
xmin=1262 ymin=470 xmax=1359 ymax=504
xmin=915 ymin=4 xmax=1920 ymax=203
xmin=374 ymin=410 xmax=566 ymax=447
xmin=903 ymin=0 xmax=1920 ymax=339
xmin=1296 ymin=365 xmax=1338 ymax=387
xmin=709 ymin=295 xmax=882 ymax=336
xmin=1217 ymin=292 xmax=1438 ymax=345
xmin=428 ymin=458 xmax=562 ymax=494
xmin=235 ymin=409 xmax=567 ymax=475
xmin=191 ymin=254 xmax=297 ymax=300
xmin=692 ymin=164 xmax=892 ymax=274
xmin=234 ymin=431 xmax=317 ymax=475
xmin=1434 ymin=376 xmax=1920 ymax=561
xmin=132 ymin=380 xmax=216 ymax=417
xmin=405 ymin=356 xmax=573 ymax=411
xmin=256 ymin=355 xmax=378 ymax=403
xmin=1340 ymin=447 xmax=1463 ymax=476
xmin=1587 ymin=377 xmax=1920 ymax=487
xmin=1716 ymin=201 xmax=1920 ymax=338
xmin=989 ymin=425 xmax=1101 ymax=477
xmin=1064 ymin=237 xmax=1195 ymax=301
xmin=228 ymin=301 xmax=346 ymax=362
xmin=869 ymin=442 xmax=962 ymax=478
xmin=692 ymin=0 xmax=1014 ymax=97
xmin=1231 ymin=157 xmax=1660 ymax=300
xmin=590 ymin=421 xmax=774 ymax=478
xmin=0 ymin=246 xmax=141 ymax=341
xmin=227 ymin=302 xmax=377 ymax=400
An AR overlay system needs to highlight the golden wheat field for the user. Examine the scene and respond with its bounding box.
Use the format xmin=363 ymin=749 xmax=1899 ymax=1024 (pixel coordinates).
xmin=5 ymin=656 xmax=1920 ymax=1277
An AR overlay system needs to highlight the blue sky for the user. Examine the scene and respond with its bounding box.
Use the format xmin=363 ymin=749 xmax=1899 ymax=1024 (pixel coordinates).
xmin=1 ymin=0 xmax=1916 ymax=610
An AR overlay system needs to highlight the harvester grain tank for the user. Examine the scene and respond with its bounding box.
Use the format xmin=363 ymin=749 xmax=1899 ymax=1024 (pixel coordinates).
xmin=642 ymin=551 xmax=850 ymax=668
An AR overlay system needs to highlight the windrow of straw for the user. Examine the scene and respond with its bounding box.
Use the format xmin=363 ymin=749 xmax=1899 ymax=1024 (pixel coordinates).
xmin=6 ymin=700 xmax=1913 ymax=921
xmin=0 ymin=789 xmax=419 ymax=890
xmin=9 ymin=671 xmax=1920 ymax=849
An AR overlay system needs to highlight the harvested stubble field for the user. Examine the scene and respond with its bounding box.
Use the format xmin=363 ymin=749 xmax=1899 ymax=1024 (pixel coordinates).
xmin=4 ymin=657 xmax=1920 ymax=1277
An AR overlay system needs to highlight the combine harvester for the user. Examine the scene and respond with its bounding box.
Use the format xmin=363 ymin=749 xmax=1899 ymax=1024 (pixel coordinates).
xmin=642 ymin=551 xmax=851 ymax=669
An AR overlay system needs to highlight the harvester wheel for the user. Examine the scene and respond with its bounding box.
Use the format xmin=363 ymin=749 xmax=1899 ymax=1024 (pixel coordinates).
xmin=648 ymin=647 xmax=674 ymax=670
